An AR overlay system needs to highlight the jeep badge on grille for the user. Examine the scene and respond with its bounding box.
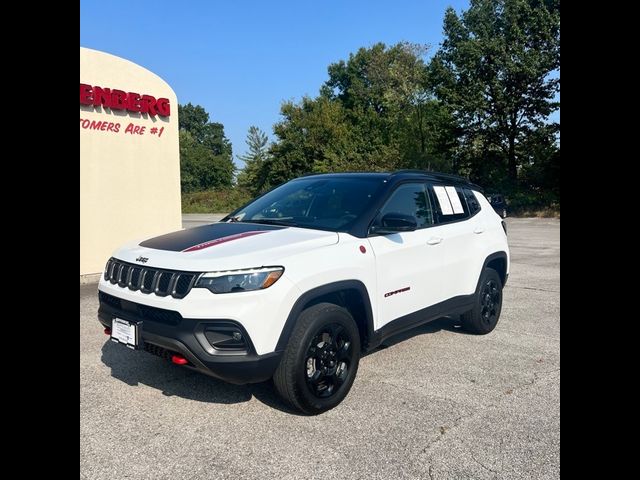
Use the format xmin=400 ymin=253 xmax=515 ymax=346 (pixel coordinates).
xmin=135 ymin=256 xmax=149 ymax=264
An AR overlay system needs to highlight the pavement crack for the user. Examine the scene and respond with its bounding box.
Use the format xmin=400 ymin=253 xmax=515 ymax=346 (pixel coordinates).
xmin=532 ymin=368 xmax=560 ymax=383
xmin=470 ymin=453 xmax=501 ymax=477
xmin=507 ymin=285 xmax=559 ymax=293
xmin=505 ymin=367 xmax=560 ymax=395
xmin=496 ymin=329 xmax=560 ymax=342
xmin=420 ymin=366 xmax=560 ymax=457
xmin=421 ymin=412 xmax=475 ymax=452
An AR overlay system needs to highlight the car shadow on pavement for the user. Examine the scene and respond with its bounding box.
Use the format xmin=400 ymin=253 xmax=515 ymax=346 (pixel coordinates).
xmin=366 ymin=315 xmax=469 ymax=354
xmin=100 ymin=315 xmax=468 ymax=415
xmin=100 ymin=341 xmax=302 ymax=414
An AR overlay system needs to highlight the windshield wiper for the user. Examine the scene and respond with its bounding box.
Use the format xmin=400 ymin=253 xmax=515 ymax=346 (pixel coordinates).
xmin=241 ymin=219 xmax=299 ymax=227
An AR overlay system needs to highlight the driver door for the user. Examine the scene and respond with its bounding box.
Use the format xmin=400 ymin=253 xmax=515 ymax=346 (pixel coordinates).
xmin=367 ymin=182 xmax=447 ymax=330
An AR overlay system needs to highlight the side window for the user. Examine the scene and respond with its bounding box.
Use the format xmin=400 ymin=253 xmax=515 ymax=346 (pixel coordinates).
xmin=430 ymin=184 xmax=470 ymax=223
xmin=378 ymin=183 xmax=434 ymax=229
xmin=463 ymin=188 xmax=481 ymax=215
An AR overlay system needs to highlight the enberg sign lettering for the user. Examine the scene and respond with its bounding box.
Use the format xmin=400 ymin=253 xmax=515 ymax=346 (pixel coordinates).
xmin=79 ymin=83 xmax=170 ymax=117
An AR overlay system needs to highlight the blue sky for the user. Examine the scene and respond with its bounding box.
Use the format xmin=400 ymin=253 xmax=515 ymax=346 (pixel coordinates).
xmin=81 ymin=0 xmax=536 ymax=169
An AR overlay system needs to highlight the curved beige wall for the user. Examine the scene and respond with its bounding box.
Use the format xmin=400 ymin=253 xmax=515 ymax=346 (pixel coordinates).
xmin=80 ymin=47 xmax=181 ymax=277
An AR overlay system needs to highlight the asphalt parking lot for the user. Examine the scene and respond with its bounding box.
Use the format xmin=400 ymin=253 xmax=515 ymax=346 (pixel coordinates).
xmin=80 ymin=217 xmax=560 ymax=480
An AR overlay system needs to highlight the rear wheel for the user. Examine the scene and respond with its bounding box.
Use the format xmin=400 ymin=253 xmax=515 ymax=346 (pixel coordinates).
xmin=273 ymin=302 xmax=360 ymax=415
xmin=461 ymin=268 xmax=503 ymax=334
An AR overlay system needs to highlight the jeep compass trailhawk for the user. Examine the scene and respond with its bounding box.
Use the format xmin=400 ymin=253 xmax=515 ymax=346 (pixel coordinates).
xmin=98 ymin=171 xmax=509 ymax=414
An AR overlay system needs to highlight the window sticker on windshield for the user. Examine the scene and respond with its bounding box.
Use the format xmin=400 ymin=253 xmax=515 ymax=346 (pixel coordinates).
xmin=445 ymin=186 xmax=464 ymax=214
xmin=433 ymin=186 xmax=454 ymax=215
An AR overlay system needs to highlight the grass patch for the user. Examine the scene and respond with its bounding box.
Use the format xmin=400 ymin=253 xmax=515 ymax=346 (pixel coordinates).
xmin=509 ymin=206 xmax=560 ymax=218
xmin=502 ymin=190 xmax=560 ymax=218
xmin=182 ymin=188 xmax=252 ymax=214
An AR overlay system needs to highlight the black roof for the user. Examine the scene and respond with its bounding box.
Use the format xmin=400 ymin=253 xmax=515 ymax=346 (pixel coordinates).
xmin=293 ymin=170 xmax=483 ymax=191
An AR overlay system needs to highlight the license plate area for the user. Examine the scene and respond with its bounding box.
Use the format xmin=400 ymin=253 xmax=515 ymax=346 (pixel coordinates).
xmin=111 ymin=318 xmax=140 ymax=349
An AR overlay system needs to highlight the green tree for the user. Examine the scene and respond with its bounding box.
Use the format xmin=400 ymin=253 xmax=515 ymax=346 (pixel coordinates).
xmin=237 ymin=126 xmax=270 ymax=195
xmin=178 ymin=103 xmax=235 ymax=191
xmin=322 ymin=42 xmax=454 ymax=170
xmin=266 ymin=96 xmax=362 ymax=188
xmin=429 ymin=0 xmax=560 ymax=183
xmin=179 ymin=130 xmax=235 ymax=193
xmin=261 ymin=42 xmax=456 ymax=191
xmin=518 ymin=124 xmax=560 ymax=195
xmin=322 ymin=42 xmax=429 ymax=116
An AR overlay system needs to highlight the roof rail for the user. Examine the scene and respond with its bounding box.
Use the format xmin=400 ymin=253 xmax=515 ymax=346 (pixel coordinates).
xmin=391 ymin=169 xmax=469 ymax=181
xmin=391 ymin=169 xmax=483 ymax=192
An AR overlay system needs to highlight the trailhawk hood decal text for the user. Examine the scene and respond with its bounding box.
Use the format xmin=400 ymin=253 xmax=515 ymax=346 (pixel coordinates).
xmin=139 ymin=223 xmax=285 ymax=252
xmin=182 ymin=231 xmax=268 ymax=252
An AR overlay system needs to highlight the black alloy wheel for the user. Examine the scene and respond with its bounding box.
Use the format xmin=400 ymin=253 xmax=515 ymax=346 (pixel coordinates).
xmin=304 ymin=323 xmax=353 ymax=398
xmin=273 ymin=302 xmax=361 ymax=415
xmin=461 ymin=268 xmax=503 ymax=335
xmin=480 ymin=279 xmax=501 ymax=327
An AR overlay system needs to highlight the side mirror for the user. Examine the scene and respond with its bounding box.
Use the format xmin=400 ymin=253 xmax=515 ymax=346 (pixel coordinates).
xmin=371 ymin=213 xmax=418 ymax=234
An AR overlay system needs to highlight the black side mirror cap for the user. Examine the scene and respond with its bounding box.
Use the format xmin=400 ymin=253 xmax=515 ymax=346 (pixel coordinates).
xmin=370 ymin=213 xmax=418 ymax=234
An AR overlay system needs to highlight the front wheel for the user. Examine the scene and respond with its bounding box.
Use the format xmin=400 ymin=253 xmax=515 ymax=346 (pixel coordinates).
xmin=461 ymin=268 xmax=503 ymax=334
xmin=273 ymin=303 xmax=360 ymax=415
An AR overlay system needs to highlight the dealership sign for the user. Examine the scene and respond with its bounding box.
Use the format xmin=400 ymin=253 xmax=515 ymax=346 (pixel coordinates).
xmin=80 ymin=83 xmax=170 ymax=117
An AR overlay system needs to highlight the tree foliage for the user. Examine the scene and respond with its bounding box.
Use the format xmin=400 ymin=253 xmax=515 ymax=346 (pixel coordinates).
xmin=236 ymin=126 xmax=270 ymax=195
xmin=231 ymin=0 xmax=560 ymax=211
xmin=247 ymin=42 xmax=456 ymax=193
xmin=178 ymin=103 xmax=235 ymax=192
xmin=429 ymin=0 xmax=560 ymax=185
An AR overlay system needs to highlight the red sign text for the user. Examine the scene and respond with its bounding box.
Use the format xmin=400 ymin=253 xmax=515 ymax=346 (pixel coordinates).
xmin=79 ymin=83 xmax=170 ymax=117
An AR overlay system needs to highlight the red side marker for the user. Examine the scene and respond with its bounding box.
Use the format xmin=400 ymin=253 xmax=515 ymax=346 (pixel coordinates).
xmin=359 ymin=245 xmax=367 ymax=254
xmin=104 ymin=327 xmax=112 ymax=336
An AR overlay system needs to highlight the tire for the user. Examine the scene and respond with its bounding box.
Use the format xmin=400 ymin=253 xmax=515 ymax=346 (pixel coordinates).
xmin=273 ymin=302 xmax=360 ymax=415
xmin=461 ymin=268 xmax=503 ymax=335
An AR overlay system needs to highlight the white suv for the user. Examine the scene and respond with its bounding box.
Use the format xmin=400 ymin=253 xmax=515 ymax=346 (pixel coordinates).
xmin=98 ymin=171 xmax=509 ymax=414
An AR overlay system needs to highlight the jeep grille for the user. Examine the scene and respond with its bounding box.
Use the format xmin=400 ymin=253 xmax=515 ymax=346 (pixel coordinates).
xmin=104 ymin=258 xmax=201 ymax=299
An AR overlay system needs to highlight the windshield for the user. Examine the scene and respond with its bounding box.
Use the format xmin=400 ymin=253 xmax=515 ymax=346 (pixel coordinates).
xmin=228 ymin=177 xmax=385 ymax=232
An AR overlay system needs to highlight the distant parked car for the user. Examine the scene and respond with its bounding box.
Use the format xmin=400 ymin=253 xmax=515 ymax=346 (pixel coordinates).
xmin=487 ymin=194 xmax=507 ymax=218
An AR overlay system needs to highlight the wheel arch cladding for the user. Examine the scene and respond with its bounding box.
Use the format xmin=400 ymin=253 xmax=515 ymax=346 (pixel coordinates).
xmin=483 ymin=251 xmax=508 ymax=287
xmin=275 ymin=280 xmax=374 ymax=353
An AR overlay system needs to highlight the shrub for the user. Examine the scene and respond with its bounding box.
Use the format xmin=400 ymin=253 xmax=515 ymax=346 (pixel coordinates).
xmin=182 ymin=188 xmax=252 ymax=214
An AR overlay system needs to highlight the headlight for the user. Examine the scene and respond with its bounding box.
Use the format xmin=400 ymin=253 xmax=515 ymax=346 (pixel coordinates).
xmin=195 ymin=267 xmax=284 ymax=294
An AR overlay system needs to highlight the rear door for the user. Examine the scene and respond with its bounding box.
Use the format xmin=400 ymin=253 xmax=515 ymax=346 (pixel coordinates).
xmin=428 ymin=184 xmax=482 ymax=299
xmin=367 ymin=182 xmax=448 ymax=330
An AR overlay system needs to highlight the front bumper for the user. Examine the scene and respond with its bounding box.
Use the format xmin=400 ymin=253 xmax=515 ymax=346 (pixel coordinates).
xmin=97 ymin=290 xmax=282 ymax=384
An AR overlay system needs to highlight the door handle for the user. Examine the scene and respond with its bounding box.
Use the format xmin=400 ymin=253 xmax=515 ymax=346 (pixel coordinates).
xmin=474 ymin=226 xmax=485 ymax=234
xmin=427 ymin=237 xmax=442 ymax=245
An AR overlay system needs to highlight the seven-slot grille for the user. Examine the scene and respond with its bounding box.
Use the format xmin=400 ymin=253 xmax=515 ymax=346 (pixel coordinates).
xmin=104 ymin=258 xmax=201 ymax=299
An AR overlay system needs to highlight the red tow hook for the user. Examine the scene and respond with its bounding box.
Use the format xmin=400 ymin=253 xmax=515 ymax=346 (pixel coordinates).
xmin=171 ymin=354 xmax=189 ymax=365
xmin=104 ymin=327 xmax=112 ymax=335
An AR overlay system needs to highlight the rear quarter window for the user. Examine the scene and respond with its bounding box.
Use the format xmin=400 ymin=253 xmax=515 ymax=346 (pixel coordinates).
xmin=430 ymin=185 xmax=471 ymax=223
xmin=463 ymin=188 xmax=481 ymax=215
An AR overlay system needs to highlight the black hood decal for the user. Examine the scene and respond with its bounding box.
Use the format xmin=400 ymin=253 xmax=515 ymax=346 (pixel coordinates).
xmin=139 ymin=222 xmax=285 ymax=252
